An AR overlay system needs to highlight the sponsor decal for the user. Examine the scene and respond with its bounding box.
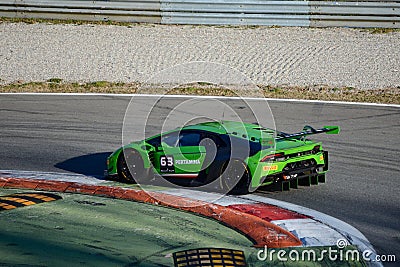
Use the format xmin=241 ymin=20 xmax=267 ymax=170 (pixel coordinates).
xmin=263 ymin=165 xmax=278 ymax=171
xmin=175 ymin=159 xmax=201 ymax=165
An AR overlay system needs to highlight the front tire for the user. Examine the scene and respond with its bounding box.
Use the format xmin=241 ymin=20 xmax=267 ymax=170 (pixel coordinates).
xmin=117 ymin=149 xmax=145 ymax=183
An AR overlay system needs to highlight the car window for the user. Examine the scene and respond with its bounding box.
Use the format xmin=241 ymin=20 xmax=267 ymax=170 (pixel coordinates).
xmin=146 ymin=135 xmax=160 ymax=147
xmin=179 ymin=132 xmax=201 ymax=147
xmin=201 ymin=132 xmax=226 ymax=148
xmin=162 ymin=132 xmax=179 ymax=147
xmin=147 ymin=131 xmax=225 ymax=148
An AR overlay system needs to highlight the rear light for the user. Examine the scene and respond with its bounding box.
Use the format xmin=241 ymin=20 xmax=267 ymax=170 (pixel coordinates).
xmin=260 ymin=153 xmax=285 ymax=162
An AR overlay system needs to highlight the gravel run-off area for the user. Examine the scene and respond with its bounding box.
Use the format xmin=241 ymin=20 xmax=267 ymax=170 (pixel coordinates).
xmin=0 ymin=22 xmax=399 ymax=90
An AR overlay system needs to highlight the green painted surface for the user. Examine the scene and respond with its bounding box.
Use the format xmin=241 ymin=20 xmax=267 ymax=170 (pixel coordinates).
xmin=0 ymin=188 xmax=367 ymax=266
xmin=0 ymin=188 xmax=252 ymax=266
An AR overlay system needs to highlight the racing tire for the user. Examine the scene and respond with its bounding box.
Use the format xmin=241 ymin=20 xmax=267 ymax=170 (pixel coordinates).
xmin=220 ymin=159 xmax=251 ymax=195
xmin=117 ymin=149 xmax=145 ymax=183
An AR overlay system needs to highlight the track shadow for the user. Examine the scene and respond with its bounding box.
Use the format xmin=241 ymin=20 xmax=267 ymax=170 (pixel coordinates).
xmin=55 ymin=152 xmax=112 ymax=178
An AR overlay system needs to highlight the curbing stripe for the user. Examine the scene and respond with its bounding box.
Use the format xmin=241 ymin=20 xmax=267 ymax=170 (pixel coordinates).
xmin=0 ymin=198 xmax=26 ymax=208
xmin=0 ymin=192 xmax=62 ymax=211
xmin=238 ymin=193 xmax=382 ymax=265
xmin=0 ymin=177 xmax=302 ymax=248
xmin=228 ymin=203 xmax=310 ymax=222
xmin=271 ymin=218 xmax=346 ymax=247
xmin=161 ymin=190 xmax=345 ymax=247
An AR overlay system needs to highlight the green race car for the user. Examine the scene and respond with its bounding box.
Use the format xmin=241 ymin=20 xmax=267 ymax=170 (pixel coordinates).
xmin=106 ymin=121 xmax=339 ymax=194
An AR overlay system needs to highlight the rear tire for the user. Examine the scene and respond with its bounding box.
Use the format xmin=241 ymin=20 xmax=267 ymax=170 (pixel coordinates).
xmin=117 ymin=149 xmax=145 ymax=183
xmin=220 ymin=160 xmax=251 ymax=195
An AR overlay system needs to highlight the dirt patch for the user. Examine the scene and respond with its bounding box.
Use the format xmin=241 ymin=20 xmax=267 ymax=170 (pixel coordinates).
xmin=1 ymin=81 xmax=399 ymax=104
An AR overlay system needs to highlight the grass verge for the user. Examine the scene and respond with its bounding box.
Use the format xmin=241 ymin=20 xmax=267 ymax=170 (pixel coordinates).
xmin=1 ymin=80 xmax=399 ymax=104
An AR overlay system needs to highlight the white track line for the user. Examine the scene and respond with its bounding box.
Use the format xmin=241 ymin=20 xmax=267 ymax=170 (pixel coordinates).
xmin=1 ymin=92 xmax=399 ymax=108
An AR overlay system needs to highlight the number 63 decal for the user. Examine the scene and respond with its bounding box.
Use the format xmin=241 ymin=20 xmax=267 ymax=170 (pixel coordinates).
xmin=160 ymin=156 xmax=174 ymax=166
xmin=160 ymin=155 xmax=174 ymax=173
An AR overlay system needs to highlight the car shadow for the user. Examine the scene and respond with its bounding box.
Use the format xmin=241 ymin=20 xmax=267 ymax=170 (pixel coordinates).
xmin=55 ymin=152 xmax=112 ymax=178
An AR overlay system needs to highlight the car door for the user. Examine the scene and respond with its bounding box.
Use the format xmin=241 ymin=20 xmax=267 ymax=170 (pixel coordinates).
xmin=199 ymin=132 xmax=230 ymax=181
xmin=154 ymin=130 xmax=206 ymax=178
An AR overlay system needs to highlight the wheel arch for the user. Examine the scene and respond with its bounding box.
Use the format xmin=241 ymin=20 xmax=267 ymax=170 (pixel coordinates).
xmin=221 ymin=158 xmax=253 ymax=195
xmin=118 ymin=142 xmax=153 ymax=169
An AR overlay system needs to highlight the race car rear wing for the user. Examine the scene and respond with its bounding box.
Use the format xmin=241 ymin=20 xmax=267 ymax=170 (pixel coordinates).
xmin=276 ymin=125 xmax=340 ymax=141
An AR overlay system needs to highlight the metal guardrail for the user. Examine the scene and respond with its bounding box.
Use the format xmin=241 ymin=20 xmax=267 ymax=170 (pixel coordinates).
xmin=0 ymin=0 xmax=399 ymax=28
xmin=161 ymin=1 xmax=311 ymax=26
xmin=0 ymin=0 xmax=162 ymax=23
xmin=310 ymin=1 xmax=399 ymax=28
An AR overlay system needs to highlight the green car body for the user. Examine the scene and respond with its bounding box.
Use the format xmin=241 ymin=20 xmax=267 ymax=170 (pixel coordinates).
xmin=106 ymin=121 xmax=339 ymax=194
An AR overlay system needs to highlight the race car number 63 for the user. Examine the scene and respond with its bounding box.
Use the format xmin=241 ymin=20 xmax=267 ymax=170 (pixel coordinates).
xmin=160 ymin=156 xmax=173 ymax=167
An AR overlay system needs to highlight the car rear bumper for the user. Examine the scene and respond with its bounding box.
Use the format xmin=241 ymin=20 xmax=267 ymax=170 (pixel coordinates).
xmin=258 ymin=151 xmax=329 ymax=186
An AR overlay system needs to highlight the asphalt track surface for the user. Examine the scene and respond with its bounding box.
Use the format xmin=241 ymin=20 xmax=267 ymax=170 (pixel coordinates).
xmin=0 ymin=94 xmax=399 ymax=265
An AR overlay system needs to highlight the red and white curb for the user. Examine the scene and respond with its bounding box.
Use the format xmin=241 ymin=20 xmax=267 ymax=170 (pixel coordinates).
xmin=159 ymin=189 xmax=351 ymax=247
xmin=0 ymin=170 xmax=381 ymax=266
xmin=159 ymin=188 xmax=382 ymax=266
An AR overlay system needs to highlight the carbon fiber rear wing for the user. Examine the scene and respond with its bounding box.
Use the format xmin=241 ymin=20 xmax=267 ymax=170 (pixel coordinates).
xmin=276 ymin=126 xmax=340 ymax=141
